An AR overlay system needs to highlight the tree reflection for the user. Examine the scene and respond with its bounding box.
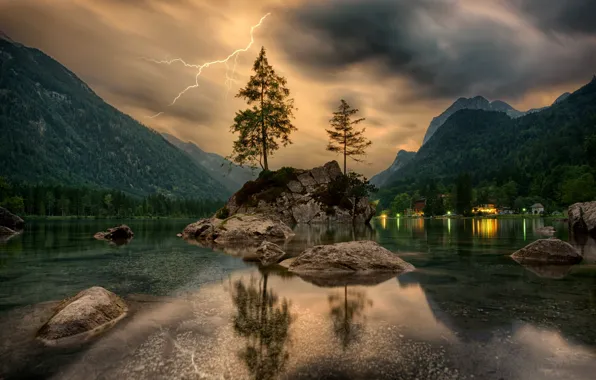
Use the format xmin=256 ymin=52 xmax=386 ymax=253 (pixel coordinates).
xmin=231 ymin=274 xmax=293 ymax=380
xmin=328 ymin=286 xmax=373 ymax=349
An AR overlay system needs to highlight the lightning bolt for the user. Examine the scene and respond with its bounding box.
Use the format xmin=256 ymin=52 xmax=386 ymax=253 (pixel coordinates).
xmin=145 ymin=13 xmax=271 ymax=118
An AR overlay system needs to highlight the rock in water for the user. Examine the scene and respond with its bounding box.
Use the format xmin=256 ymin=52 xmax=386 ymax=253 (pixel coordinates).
xmin=37 ymin=287 xmax=127 ymax=345
xmin=511 ymin=238 xmax=582 ymax=265
xmin=288 ymin=240 xmax=415 ymax=274
xmin=0 ymin=206 xmax=24 ymax=231
xmin=222 ymin=161 xmax=376 ymax=225
xmin=94 ymin=225 xmax=134 ymax=241
xmin=256 ymin=241 xmax=287 ymax=266
xmin=181 ymin=214 xmax=294 ymax=244
xmin=569 ymin=202 xmax=596 ymax=237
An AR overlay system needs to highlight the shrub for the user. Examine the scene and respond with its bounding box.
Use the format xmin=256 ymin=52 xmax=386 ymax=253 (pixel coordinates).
xmin=215 ymin=207 xmax=230 ymax=219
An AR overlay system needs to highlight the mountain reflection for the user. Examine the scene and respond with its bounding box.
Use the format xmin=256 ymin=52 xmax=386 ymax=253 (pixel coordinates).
xmin=328 ymin=286 xmax=373 ymax=350
xmin=231 ymin=274 xmax=294 ymax=380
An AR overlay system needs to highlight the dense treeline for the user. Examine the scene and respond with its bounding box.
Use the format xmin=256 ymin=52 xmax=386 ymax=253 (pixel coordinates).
xmin=377 ymin=77 xmax=596 ymax=213
xmin=0 ymin=177 xmax=222 ymax=218
xmin=0 ymin=39 xmax=228 ymax=199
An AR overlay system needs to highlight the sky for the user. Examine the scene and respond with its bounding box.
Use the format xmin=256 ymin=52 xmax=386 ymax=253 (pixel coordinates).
xmin=1 ymin=0 xmax=595 ymax=177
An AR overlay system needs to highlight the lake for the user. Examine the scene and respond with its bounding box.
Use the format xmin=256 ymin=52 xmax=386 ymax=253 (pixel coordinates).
xmin=1 ymin=217 xmax=596 ymax=379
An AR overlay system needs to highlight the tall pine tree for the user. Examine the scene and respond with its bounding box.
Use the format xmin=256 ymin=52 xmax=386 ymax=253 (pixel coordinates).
xmin=229 ymin=47 xmax=296 ymax=171
xmin=326 ymin=100 xmax=371 ymax=174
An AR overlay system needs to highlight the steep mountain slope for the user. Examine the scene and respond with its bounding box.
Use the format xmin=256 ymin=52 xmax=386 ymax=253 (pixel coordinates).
xmin=421 ymin=96 xmax=523 ymax=145
xmin=162 ymin=133 xmax=256 ymax=193
xmin=385 ymin=77 xmax=596 ymax=190
xmin=421 ymin=92 xmax=571 ymax=146
xmin=370 ymin=150 xmax=416 ymax=187
xmin=0 ymin=37 xmax=228 ymax=199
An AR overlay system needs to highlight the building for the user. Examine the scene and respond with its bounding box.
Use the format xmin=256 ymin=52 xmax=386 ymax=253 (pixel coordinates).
xmin=473 ymin=204 xmax=497 ymax=215
xmin=531 ymin=203 xmax=545 ymax=215
xmin=412 ymin=199 xmax=426 ymax=217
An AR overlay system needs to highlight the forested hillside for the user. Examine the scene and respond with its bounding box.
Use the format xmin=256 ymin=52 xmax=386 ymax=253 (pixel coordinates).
xmin=0 ymin=37 xmax=227 ymax=200
xmin=378 ymin=77 xmax=596 ymax=209
xmin=162 ymin=133 xmax=256 ymax=193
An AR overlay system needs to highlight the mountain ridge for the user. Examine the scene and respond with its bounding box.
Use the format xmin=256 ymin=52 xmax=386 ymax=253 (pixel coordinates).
xmin=378 ymin=77 xmax=596 ymax=205
xmin=0 ymin=38 xmax=229 ymax=200
xmin=162 ymin=133 xmax=256 ymax=193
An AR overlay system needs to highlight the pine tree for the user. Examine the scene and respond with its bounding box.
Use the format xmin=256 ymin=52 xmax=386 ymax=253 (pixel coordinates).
xmin=229 ymin=47 xmax=296 ymax=171
xmin=326 ymin=100 xmax=371 ymax=174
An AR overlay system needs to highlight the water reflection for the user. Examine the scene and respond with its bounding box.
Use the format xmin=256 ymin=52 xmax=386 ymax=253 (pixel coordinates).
xmin=328 ymin=287 xmax=373 ymax=349
xmin=471 ymin=218 xmax=498 ymax=238
xmin=231 ymin=273 xmax=293 ymax=380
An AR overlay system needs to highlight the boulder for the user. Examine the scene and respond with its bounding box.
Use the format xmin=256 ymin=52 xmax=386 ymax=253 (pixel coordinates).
xmin=288 ymin=240 xmax=415 ymax=275
xmin=94 ymin=225 xmax=134 ymax=241
xmin=569 ymin=202 xmax=596 ymax=237
xmin=222 ymin=161 xmax=377 ymax=225
xmin=0 ymin=207 xmax=24 ymax=230
xmin=255 ymin=241 xmax=287 ymax=266
xmin=37 ymin=287 xmax=127 ymax=344
xmin=511 ymin=238 xmax=582 ymax=265
xmin=181 ymin=214 xmax=294 ymax=244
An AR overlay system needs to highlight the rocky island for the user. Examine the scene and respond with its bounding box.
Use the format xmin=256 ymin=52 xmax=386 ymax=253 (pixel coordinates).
xmin=218 ymin=161 xmax=376 ymax=225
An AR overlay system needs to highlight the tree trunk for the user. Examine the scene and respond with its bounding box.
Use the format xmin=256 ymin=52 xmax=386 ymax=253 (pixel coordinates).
xmin=261 ymin=82 xmax=268 ymax=171
xmin=343 ymin=129 xmax=347 ymax=175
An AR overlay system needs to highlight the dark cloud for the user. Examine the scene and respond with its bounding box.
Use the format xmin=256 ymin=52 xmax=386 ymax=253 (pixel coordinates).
xmin=509 ymin=0 xmax=596 ymax=35
xmin=275 ymin=0 xmax=596 ymax=101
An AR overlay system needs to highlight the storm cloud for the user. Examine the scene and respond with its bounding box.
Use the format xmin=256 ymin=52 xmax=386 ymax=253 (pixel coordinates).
xmin=509 ymin=0 xmax=596 ymax=35
xmin=276 ymin=0 xmax=596 ymax=101
xmin=1 ymin=0 xmax=594 ymax=176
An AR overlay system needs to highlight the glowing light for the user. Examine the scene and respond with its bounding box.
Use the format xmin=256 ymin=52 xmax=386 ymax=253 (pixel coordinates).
xmin=447 ymin=211 xmax=452 ymax=216
xmin=144 ymin=13 xmax=271 ymax=117
xmin=396 ymin=213 xmax=401 ymax=217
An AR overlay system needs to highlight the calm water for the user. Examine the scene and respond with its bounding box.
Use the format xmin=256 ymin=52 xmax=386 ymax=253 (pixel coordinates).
xmin=1 ymin=218 xmax=596 ymax=379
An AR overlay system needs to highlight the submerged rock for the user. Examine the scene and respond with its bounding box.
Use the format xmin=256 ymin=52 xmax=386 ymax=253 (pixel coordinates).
xmin=94 ymin=225 xmax=134 ymax=242
xmin=182 ymin=214 xmax=294 ymax=244
xmin=535 ymin=226 xmax=555 ymax=236
xmin=37 ymin=286 xmax=128 ymax=345
xmin=0 ymin=225 xmax=21 ymax=242
xmin=221 ymin=161 xmax=376 ymax=225
xmin=511 ymin=238 xmax=582 ymax=265
xmin=0 ymin=225 xmax=16 ymax=235
xmin=288 ymin=240 xmax=415 ymax=276
xmin=0 ymin=206 xmax=24 ymax=231
xmin=255 ymin=241 xmax=287 ymax=266
xmin=569 ymin=202 xmax=596 ymax=237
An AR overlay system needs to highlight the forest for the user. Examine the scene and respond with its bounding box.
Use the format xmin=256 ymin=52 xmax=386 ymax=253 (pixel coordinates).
xmin=376 ymin=78 xmax=596 ymax=215
xmin=0 ymin=177 xmax=222 ymax=218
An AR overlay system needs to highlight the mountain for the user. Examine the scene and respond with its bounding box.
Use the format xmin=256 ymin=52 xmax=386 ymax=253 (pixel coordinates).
xmin=370 ymin=150 xmax=416 ymax=187
xmin=380 ymin=77 xmax=596 ymax=200
xmin=0 ymin=37 xmax=228 ymax=200
xmin=421 ymin=92 xmax=572 ymax=146
xmin=421 ymin=96 xmax=524 ymax=145
xmin=162 ymin=133 xmax=256 ymax=193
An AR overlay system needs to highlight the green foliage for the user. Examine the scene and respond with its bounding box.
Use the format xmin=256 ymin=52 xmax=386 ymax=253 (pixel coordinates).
xmin=326 ymin=100 xmax=372 ymax=174
xmin=0 ymin=39 xmax=227 ymax=200
xmin=229 ymin=47 xmax=297 ymax=171
xmin=378 ymin=78 xmax=596 ymax=210
xmin=314 ymin=172 xmax=377 ymax=213
xmin=390 ymin=193 xmax=411 ymax=215
xmin=561 ymin=172 xmax=596 ymax=204
xmin=0 ymin=177 xmax=221 ymax=218
xmin=455 ymin=173 xmax=473 ymax=216
xmin=215 ymin=207 xmax=230 ymax=219
xmin=235 ymin=167 xmax=298 ymax=206
xmin=422 ymin=181 xmax=445 ymax=216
